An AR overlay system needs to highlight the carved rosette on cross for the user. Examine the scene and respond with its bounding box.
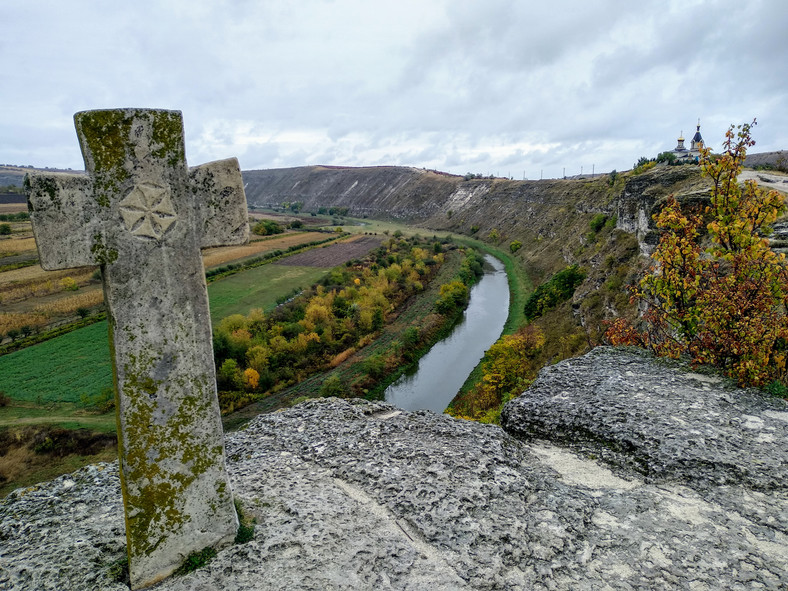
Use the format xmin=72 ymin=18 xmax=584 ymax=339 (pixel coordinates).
xmin=25 ymin=109 xmax=250 ymax=589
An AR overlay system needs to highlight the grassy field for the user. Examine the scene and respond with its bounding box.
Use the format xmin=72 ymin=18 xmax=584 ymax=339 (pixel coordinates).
xmin=0 ymin=321 xmax=113 ymax=404
xmin=209 ymin=264 xmax=328 ymax=318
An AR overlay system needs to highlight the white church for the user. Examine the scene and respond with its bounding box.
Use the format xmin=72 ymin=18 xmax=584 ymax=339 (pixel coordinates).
xmin=670 ymin=121 xmax=705 ymax=161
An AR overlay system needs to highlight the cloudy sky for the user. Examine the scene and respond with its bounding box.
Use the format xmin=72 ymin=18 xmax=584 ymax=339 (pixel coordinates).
xmin=3 ymin=0 xmax=786 ymax=179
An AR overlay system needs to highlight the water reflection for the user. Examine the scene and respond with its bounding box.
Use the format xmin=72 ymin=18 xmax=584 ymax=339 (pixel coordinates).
xmin=384 ymin=255 xmax=510 ymax=413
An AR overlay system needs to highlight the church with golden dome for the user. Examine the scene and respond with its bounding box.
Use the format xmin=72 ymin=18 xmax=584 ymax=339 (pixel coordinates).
xmin=671 ymin=121 xmax=705 ymax=161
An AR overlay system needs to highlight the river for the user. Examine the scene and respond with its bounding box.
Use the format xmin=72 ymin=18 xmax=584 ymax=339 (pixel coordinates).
xmin=384 ymin=254 xmax=510 ymax=413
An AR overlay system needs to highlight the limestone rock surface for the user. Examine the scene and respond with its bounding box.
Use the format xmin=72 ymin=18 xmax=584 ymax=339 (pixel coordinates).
xmin=2 ymin=348 xmax=787 ymax=590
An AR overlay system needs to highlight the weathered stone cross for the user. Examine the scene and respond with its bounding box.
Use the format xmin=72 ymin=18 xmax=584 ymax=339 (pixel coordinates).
xmin=26 ymin=109 xmax=248 ymax=589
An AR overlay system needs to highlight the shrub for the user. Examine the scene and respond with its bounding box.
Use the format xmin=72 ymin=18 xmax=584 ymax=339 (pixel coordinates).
xmin=60 ymin=277 xmax=79 ymax=291
xmin=252 ymin=220 xmax=284 ymax=236
xmin=509 ymin=240 xmax=522 ymax=254
xmin=80 ymin=387 xmax=115 ymax=413
xmin=523 ymin=265 xmax=586 ymax=321
xmin=607 ymin=121 xmax=788 ymax=388
xmin=320 ymin=375 xmax=347 ymax=398
xmin=363 ymin=354 xmax=387 ymax=379
xmin=589 ymin=214 xmax=607 ymax=233
xmin=633 ymin=157 xmax=657 ymax=175
xmin=0 ymin=224 xmax=11 ymax=235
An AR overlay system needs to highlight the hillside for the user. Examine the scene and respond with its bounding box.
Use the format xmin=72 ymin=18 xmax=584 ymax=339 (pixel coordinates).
xmin=243 ymin=165 xmax=460 ymax=221
xmin=243 ymin=164 xmax=721 ymax=370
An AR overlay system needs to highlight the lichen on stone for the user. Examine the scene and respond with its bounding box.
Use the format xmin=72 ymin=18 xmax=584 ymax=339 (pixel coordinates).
xmin=150 ymin=111 xmax=186 ymax=168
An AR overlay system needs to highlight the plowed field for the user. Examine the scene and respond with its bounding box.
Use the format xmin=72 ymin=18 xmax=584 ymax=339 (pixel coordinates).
xmin=275 ymin=235 xmax=382 ymax=267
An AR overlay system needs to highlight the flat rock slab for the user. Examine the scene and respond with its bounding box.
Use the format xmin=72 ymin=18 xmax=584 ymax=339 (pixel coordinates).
xmin=2 ymin=389 xmax=787 ymax=589
xmin=501 ymin=346 xmax=788 ymax=492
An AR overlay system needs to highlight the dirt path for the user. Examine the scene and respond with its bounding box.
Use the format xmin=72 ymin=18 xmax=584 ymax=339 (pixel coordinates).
xmin=0 ymin=414 xmax=114 ymax=428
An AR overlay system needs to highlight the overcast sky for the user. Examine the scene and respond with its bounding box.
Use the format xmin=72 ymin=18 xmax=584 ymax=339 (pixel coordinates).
xmin=3 ymin=0 xmax=786 ymax=179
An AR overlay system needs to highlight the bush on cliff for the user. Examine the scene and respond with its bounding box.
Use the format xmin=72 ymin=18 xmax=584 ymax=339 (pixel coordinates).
xmin=607 ymin=121 xmax=788 ymax=388
xmin=523 ymin=265 xmax=586 ymax=321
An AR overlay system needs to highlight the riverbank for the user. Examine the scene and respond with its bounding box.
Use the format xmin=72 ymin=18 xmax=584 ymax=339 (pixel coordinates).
xmin=221 ymin=244 xmax=484 ymax=429
xmin=384 ymin=255 xmax=509 ymax=413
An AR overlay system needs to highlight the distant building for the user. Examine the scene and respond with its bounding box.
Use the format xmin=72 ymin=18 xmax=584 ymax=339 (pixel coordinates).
xmin=671 ymin=120 xmax=704 ymax=162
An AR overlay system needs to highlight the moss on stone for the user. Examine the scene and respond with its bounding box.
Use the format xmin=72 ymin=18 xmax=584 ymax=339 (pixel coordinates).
xmin=151 ymin=111 xmax=186 ymax=168
xmin=76 ymin=110 xmax=132 ymax=205
xmin=119 ymin=353 xmax=227 ymax=560
xmin=90 ymin=233 xmax=119 ymax=265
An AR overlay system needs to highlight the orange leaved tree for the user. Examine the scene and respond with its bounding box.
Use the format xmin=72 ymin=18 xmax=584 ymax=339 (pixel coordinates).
xmin=607 ymin=121 xmax=788 ymax=387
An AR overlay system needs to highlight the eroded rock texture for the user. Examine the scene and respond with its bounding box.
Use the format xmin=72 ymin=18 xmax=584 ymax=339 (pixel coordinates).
xmin=2 ymin=348 xmax=786 ymax=590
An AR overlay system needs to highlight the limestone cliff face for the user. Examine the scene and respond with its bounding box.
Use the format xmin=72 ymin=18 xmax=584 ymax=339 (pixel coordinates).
xmin=2 ymin=348 xmax=786 ymax=590
xmin=614 ymin=166 xmax=710 ymax=255
xmin=243 ymin=166 xmax=459 ymax=221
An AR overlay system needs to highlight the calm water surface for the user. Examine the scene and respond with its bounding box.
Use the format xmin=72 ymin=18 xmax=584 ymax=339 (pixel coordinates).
xmin=384 ymin=255 xmax=510 ymax=413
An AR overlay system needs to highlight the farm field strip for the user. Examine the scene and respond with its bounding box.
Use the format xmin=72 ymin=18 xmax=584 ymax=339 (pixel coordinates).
xmin=0 ymin=237 xmax=37 ymax=256
xmin=275 ymin=235 xmax=382 ymax=267
xmin=208 ymin=265 xmax=329 ymax=319
xmin=202 ymin=231 xmax=326 ymax=268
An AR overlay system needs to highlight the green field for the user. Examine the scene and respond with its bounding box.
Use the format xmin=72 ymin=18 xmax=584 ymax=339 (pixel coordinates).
xmin=0 ymin=263 xmax=331 ymax=407
xmin=209 ymin=264 xmax=327 ymax=318
xmin=0 ymin=321 xmax=113 ymax=403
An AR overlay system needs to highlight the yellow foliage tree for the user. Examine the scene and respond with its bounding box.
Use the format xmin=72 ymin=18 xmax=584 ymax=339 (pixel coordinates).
xmin=243 ymin=367 xmax=260 ymax=390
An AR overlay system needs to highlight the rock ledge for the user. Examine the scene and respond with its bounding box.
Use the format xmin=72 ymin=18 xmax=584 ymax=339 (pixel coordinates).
xmin=1 ymin=348 xmax=786 ymax=590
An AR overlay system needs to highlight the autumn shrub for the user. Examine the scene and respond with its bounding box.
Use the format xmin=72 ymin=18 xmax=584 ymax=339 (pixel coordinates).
xmin=633 ymin=156 xmax=656 ymax=174
xmin=607 ymin=121 xmax=788 ymax=388
xmin=435 ymin=280 xmax=468 ymax=314
xmin=449 ymin=325 xmax=545 ymax=422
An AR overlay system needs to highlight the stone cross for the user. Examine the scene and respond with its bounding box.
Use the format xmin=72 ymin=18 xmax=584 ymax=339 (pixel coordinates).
xmin=26 ymin=109 xmax=249 ymax=589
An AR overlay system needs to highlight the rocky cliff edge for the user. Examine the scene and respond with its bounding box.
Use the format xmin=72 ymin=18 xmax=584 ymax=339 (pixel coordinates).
xmin=1 ymin=347 xmax=786 ymax=590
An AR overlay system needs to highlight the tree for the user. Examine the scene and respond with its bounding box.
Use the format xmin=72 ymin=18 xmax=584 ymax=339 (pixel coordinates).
xmin=252 ymin=219 xmax=284 ymax=236
xmin=509 ymin=240 xmax=522 ymax=254
xmin=607 ymin=121 xmax=788 ymax=387
xmin=656 ymin=151 xmax=677 ymax=164
xmin=243 ymin=368 xmax=260 ymax=390
xmin=217 ymin=359 xmax=244 ymax=390
xmin=0 ymin=223 xmax=11 ymax=235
